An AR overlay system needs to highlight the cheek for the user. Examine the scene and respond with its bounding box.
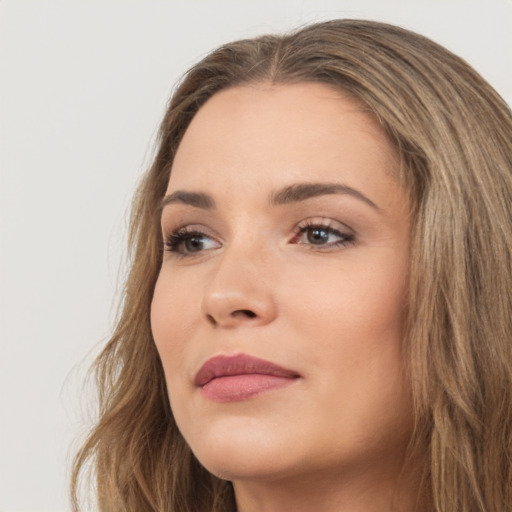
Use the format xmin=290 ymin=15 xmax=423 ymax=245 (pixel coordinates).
xmin=150 ymin=274 xmax=199 ymax=430
xmin=289 ymin=267 xmax=411 ymax=442
xmin=290 ymin=261 xmax=406 ymax=334
xmin=150 ymin=272 xmax=193 ymax=369
xmin=285 ymin=256 xmax=408 ymax=389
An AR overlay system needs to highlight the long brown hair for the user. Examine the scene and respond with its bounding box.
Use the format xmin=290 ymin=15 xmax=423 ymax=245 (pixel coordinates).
xmin=71 ymin=19 xmax=512 ymax=512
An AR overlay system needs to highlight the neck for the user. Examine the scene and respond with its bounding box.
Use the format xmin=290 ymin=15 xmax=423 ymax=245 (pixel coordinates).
xmin=232 ymin=456 xmax=426 ymax=512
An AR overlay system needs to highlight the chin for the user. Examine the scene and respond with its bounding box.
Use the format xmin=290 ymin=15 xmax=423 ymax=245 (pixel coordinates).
xmin=184 ymin=416 xmax=298 ymax=481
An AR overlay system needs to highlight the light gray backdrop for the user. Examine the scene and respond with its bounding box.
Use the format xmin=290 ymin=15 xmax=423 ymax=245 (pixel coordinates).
xmin=1 ymin=1 xmax=511 ymax=510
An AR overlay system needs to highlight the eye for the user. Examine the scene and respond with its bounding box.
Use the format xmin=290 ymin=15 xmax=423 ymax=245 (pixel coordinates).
xmin=164 ymin=227 xmax=221 ymax=256
xmin=291 ymin=220 xmax=355 ymax=249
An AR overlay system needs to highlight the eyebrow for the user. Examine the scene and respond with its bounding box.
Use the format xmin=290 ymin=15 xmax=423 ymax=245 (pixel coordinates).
xmin=160 ymin=182 xmax=380 ymax=212
xmin=269 ymin=182 xmax=380 ymax=210
xmin=160 ymin=190 xmax=216 ymax=210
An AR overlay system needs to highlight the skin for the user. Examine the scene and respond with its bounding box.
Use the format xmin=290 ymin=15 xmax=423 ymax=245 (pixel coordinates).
xmin=151 ymin=83 xmax=420 ymax=511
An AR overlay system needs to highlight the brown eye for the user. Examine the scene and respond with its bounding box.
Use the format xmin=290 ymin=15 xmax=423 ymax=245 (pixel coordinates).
xmin=306 ymin=227 xmax=331 ymax=245
xmin=183 ymin=235 xmax=207 ymax=252
xmin=292 ymin=222 xmax=355 ymax=249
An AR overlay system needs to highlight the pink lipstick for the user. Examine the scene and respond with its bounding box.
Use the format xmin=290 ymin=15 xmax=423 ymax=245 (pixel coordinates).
xmin=194 ymin=354 xmax=300 ymax=402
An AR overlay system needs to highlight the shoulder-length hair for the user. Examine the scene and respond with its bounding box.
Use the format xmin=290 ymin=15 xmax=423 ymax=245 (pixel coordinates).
xmin=72 ymin=19 xmax=512 ymax=512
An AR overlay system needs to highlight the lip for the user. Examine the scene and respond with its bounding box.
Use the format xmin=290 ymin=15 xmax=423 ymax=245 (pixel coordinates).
xmin=194 ymin=354 xmax=301 ymax=402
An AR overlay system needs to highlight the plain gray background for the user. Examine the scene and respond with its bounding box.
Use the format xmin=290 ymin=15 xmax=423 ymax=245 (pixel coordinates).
xmin=1 ymin=1 xmax=511 ymax=510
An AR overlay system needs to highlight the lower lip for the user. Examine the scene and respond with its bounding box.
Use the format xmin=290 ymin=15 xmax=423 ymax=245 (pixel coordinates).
xmin=200 ymin=374 xmax=297 ymax=402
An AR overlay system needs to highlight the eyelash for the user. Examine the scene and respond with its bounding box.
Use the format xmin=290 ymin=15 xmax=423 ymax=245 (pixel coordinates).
xmin=164 ymin=226 xmax=217 ymax=257
xmin=292 ymin=219 xmax=355 ymax=249
xmin=163 ymin=220 xmax=355 ymax=257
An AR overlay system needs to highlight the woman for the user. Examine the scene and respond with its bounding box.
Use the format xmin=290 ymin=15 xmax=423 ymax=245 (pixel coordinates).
xmin=72 ymin=19 xmax=512 ymax=512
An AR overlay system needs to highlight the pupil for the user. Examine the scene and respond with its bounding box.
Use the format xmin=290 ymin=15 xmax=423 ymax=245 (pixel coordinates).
xmin=307 ymin=228 xmax=328 ymax=244
xmin=185 ymin=236 xmax=204 ymax=252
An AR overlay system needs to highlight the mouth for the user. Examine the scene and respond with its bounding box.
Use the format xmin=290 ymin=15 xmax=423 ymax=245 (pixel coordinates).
xmin=194 ymin=353 xmax=301 ymax=403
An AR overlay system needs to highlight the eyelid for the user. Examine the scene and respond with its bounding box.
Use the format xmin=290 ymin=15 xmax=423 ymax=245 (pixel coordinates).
xmin=161 ymin=217 xmax=217 ymax=240
xmin=161 ymin=216 xmax=356 ymax=259
xmin=290 ymin=217 xmax=356 ymax=248
xmin=163 ymin=224 xmax=222 ymax=257
xmin=293 ymin=217 xmax=355 ymax=235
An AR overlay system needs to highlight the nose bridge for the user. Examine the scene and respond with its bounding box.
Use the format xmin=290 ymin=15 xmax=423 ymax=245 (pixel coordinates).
xmin=201 ymin=234 xmax=277 ymax=327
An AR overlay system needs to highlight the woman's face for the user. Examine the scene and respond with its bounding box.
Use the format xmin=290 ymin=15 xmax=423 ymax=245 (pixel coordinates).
xmin=151 ymin=83 xmax=412 ymax=486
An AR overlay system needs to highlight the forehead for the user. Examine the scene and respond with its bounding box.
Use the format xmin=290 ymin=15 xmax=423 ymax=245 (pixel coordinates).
xmin=168 ymin=82 xmax=400 ymax=199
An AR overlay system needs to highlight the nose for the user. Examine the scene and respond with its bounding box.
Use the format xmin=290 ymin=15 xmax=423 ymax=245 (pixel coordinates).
xmin=200 ymin=248 xmax=278 ymax=329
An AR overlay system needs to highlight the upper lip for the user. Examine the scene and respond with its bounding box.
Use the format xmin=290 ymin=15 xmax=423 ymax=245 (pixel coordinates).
xmin=194 ymin=353 xmax=300 ymax=387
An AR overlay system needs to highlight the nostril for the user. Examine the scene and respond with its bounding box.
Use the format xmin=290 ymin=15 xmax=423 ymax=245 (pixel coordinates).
xmin=233 ymin=309 xmax=257 ymax=318
xmin=206 ymin=313 xmax=217 ymax=326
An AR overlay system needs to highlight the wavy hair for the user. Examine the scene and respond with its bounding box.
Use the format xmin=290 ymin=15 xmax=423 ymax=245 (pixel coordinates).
xmin=71 ymin=19 xmax=512 ymax=512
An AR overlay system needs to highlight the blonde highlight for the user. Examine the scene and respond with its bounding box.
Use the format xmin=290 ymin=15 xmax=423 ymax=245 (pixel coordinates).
xmin=72 ymin=19 xmax=512 ymax=512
